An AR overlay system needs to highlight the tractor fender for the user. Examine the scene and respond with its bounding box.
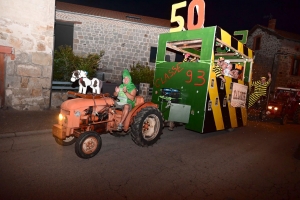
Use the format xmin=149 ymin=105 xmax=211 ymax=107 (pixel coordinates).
xmin=123 ymin=102 xmax=158 ymax=131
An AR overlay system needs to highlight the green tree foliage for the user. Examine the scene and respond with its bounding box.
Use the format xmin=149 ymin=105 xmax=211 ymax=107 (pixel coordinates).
xmin=129 ymin=62 xmax=154 ymax=87
xmin=53 ymin=45 xmax=104 ymax=81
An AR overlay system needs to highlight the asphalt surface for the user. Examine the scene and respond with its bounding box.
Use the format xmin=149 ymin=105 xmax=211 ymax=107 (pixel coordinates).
xmin=0 ymin=108 xmax=60 ymax=137
xmin=0 ymin=106 xmax=274 ymax=138
xmin=1 ymin=116 xmax=300 ymax=199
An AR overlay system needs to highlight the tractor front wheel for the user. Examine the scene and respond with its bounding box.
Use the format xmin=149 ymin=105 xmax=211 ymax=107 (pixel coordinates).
xmin=75 ymin=131 xmax=102 ymax=159
xmin=130 ymin=107 xmax=163 ymax=147
xmin=55 ymin=136 xmax=76 ymax=146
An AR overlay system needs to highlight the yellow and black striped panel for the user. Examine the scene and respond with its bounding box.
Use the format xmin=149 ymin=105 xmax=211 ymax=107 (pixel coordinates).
xmin=203 ymin=55 xmax=247 ymax=133
xmin=216 ymin=26 xmax=253 ymax=59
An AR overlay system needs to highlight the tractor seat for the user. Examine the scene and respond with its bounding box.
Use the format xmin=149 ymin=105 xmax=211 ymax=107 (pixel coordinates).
xmin=135 ymin=96 xmax=144 ymax=106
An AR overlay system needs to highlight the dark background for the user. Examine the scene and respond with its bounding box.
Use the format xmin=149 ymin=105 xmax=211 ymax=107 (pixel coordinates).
xmin=57 ymin=0 xmax=300 ymax=35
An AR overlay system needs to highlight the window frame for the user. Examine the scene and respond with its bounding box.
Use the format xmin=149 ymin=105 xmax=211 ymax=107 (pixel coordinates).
xmin=253 ymin=35 xmax=262 ymax=50
xmin=149 ymin=46 xmax=157 ymax=63
xmin=290 ymin=58 xmax=300 ymax=76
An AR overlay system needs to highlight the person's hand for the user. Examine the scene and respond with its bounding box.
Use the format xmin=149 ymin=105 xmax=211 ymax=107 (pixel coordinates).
xmin=122 ymin=86 xmax=127 ymax=93
xmin=221 ymin=76 xmax=226 ymax=83
xmin=268 ymin=72 xmax=271 ymax=77
xmin=115 ymin=86 xmax=120 ymax=93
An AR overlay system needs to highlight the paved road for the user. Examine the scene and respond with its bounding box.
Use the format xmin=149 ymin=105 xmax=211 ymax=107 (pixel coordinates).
xmin=0 ymin=120 xmax=300 ymax=200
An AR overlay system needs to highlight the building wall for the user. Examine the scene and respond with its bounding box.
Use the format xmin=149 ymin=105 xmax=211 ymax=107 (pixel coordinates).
xmin=246 ymin=28 xmax=281 ymax=83
xmin=276 ymin=41 xmax=300 ymax=88
xmin=0 ymin=0 xmax=55 ymax=110
xmin=56 ymin=11 xmax=171 ymax=83
xmin=247 ymin=28 xmax=300 ymax=90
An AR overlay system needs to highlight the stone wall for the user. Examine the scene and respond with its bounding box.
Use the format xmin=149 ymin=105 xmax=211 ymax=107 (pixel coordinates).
xmin=56 ymin=11 xmax=171 ymax=84
xmin=275 ymin=43 xmax=300 ymax=88
xmin=247 ymin=28 xmax=300 ymax=90
xmin=139 ymin=83 xmax=152 ymax=102
xmin=246 ymin=28 xmax=281 ymax=82
xmin=0 ymin=0 xmax=55 ymax=110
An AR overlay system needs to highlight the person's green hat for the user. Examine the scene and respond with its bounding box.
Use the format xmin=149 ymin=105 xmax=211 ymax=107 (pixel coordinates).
xmin=122 ymin=69 xmax=132 ymax=82
xmin=122 ymin=69 xmax=135 ymax=91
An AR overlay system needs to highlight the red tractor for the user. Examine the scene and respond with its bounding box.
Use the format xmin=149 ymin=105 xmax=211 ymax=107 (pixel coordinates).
xmin=263 ymin=87 xmax=300 ymax=124
xmin=52 ymin=91 xmax=164 ymax=159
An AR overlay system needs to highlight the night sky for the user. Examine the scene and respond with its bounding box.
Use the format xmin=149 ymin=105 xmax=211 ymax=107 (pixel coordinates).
xmin=57 ymin=0 xmax=300 ymax=35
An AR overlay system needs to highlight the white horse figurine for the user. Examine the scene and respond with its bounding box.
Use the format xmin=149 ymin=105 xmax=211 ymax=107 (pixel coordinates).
xmin=70 ymin=70 xmax=102 ymax=94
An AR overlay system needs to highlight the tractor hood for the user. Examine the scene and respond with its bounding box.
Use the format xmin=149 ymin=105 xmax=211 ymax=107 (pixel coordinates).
xmin=61 ymin=97 xmax=115 ymax=111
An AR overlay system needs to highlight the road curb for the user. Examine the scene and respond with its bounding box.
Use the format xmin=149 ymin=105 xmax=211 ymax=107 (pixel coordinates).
xmin=0 ymin=129 xmax=52 ymax=138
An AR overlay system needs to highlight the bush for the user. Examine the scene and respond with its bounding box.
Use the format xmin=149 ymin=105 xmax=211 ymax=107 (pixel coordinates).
xmin=129 ymin=62 xmax=154 ymax=87
xmin=53 ymin=45 xmax=104 ymax=81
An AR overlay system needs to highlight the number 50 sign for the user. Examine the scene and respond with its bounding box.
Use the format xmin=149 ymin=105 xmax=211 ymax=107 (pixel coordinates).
xmin=170 ymin=0 xmax=205 ymax=33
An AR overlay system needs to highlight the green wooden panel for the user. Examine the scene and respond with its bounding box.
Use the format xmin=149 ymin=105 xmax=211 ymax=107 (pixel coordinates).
xmin=152 ymin=27 xmax=217 ymax=132
xmin=244 ymin=62 xmax=251 ymax=83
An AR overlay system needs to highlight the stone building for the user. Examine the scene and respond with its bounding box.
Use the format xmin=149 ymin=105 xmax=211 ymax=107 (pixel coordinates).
xmin=0 ymin=0 xmax=171 ymax=110
xmin=55 ymin=1 xmax=171 ymax=83
xmin=247 ymin=19 xmax=300 ymax=91
xmin=0 ymin=0 xmax=55 ymax=110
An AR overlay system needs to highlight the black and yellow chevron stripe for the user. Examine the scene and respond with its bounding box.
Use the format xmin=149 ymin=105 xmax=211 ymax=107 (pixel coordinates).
xmin=202 ymin=28 xmax=253 ymax=132
xmin=215 ymin=27 xmax=254 ymax=59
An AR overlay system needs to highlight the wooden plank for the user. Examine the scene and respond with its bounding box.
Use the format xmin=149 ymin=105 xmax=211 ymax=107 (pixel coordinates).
xmin=166 ymin=43 xmax=200 ymax=58
xmin=67 ymin=91 xmax=110 ymax=99
xmin=168 ymin=39 xmax=202 ymax=46
xmin=0 ymin=46 xmax=13 ymax=54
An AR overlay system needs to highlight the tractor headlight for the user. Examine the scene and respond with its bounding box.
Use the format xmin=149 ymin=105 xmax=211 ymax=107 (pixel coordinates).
xmin=274 ymin=107 xmax=278 ymax=111
xmin=268 ymin=106 xmax=273 ymax=110
xmin=58 ymin=114 xmax=66 ymax=125
xmin=58 ymin=114 xmax=63 ymax=125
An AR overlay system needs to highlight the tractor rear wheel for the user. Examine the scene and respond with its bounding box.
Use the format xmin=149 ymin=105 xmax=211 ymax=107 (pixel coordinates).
xmin=293 ymin=107 xmax=300 ymax=124
xmin=130 ymin=107 xmax=163 ymax=147
xmin=75 ymin=131 xmax=102 ymax=159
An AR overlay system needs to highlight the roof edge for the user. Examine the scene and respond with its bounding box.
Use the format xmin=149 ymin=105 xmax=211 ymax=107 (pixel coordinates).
xmin=56 ymin=9 xmax=171 ymax=29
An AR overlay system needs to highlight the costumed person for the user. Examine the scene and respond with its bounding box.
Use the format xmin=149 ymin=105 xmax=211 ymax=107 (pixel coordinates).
xmin=114 ymin=69 xmax=137 ymax=131
xmin=230 ymin=64 xmax=243 ymax=79
xmin=223 ymin=60 xmax=233 ymax=77
xmin=248 ymin=72 xmax=272 ymax=108
xmin=213 ymin=57 xmax=226 ymax=82
xmin=183 ymin=53 xmax=197 ymax=62
xmin=230 ymin=69 xmax=240 ymax=79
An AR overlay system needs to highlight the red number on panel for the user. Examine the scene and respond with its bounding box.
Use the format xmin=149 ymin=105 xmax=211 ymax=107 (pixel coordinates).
xmin=194 ymin=70 xmax=205 ymax=86
xmin=185 ymin=70 xmax=193 ymax=83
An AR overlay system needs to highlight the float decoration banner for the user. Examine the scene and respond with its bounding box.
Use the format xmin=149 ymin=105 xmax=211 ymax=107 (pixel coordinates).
xmin=230 ymin=83 xmax=248 ymax=107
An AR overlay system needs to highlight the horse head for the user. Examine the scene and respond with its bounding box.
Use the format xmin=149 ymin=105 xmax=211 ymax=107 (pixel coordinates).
xmin=71 ymin=70 xmax=87 ymax=82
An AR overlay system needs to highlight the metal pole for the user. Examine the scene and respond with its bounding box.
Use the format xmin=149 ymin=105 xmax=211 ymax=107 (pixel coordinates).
xmin=49 ymin=6 xmax=56 ymax=109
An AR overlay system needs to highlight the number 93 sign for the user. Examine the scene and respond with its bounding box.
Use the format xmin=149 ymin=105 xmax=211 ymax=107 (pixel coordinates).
xmin=170 ymin=0 xmax=205 ymax=33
